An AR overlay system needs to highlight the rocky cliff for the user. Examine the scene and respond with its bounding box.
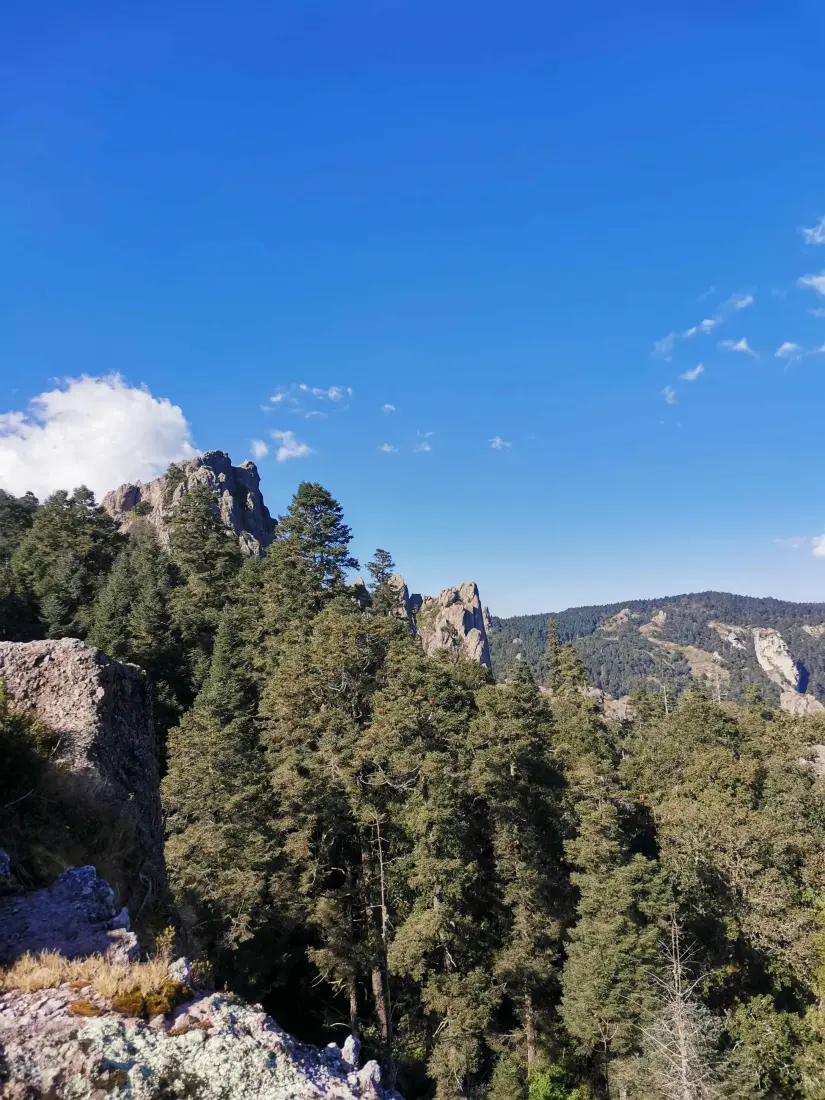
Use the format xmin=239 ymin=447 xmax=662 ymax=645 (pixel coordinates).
xmin=752 ymin=627 xmax=801 ymax=691
xmin=102 ymin=451 xmax=275 ymax=556
xmin=410 ymin=581 xmax=491 ymax=668
xmin=0 ymin=639 xmax=163 ymax=879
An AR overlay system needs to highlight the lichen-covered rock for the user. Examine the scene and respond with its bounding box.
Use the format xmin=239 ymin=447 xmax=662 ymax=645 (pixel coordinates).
xmin=102 ymin=450 xmax=275 ymax=557
xmin=0 ymin=988 xmax=392 ymax=1100
xmin=0 ymin=867 xmax=138 ymax=966
xmin=0 ymin=639 xmax=162 ymax=877
xmin=412 ymin=581 xmax=491 ymax=668
xmin=752 ymin=628 xmax=801 ymax=691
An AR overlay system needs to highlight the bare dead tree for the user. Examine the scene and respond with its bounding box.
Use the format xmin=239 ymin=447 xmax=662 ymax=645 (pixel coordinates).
xmin=642 ymin=917 xmax=720 ymax=1100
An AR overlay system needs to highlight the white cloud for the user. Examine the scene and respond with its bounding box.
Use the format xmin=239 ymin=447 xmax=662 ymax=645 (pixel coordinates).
xmin=662 ymin=386 xmax=677 ymax=405
xmin=809 ymin=307 xmax=825 ymax=318
xmin=775 ymin=341 xmax=804 ymax=362
xmin=776 ymin=533 xmax=825 ymax=558
xmin=718 ymin=337 xmax=758 ymax=357
xmin=303 ymin=410 xmax=327 ymax=419
xmin=798 ymin=272 xmax=825 ymax=297
xmin=414 ymin=441 xmax=432 ymax=453
xmin=801 ymin=217 xmax=825 ymax=246
xmin=382 ymin=403 xmax=396 ymax=413
xmin=733 ymin=293 xmax=754 ymax=310
xmin=271 ymin=429 xmax=313 ymax=462
xmin=680 ymin=364 xmax=704 ymax=382
xmin=683 ymin=320 xmax=718 ymax=338
xmin=269 ymin=392 xmax=287 ymax=403
xmin=696 ymin=285 xmax=716 ymax=301
xmin=0 ymin=374 xmax=196 ymax=501
xmin=489 ymin=435 xmax=512 ymax=449
xmin=417 ymin=430 xmax=435 ymax=439
xmin=377 ymin=443 xmax=398 ymax=453
xmin=250 ymin=439 xmax=269 ymax=459
xmin=299 ymin=384 xmax=352 ymax=401
xmin=653 ymin=332 xmax=677 ymax=358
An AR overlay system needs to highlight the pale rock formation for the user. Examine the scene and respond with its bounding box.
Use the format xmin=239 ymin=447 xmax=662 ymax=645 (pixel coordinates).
xmin=0 ymin=988 xmax=391 ymax=1100
xmin=388 ymin=574 xmax=414 ymax=626
xmin=412 ymin=582 xmax=491 ymax=668
xmin=102 ymin=451 xmax=275 ymax=556
xmin=803 ymin=624 xmax=825 ymax=639
xmin=0 ymin=866 xmax=138 ymax=966
xmin=752 ymin=628 xmax=801 ymax=691
xmin=779 ymin=691 xmax=825 ymax=716
xmin=0 ymin=639 xmax=163 ymax=876
xmin=709 ymin=621 xmax=747 ymax=650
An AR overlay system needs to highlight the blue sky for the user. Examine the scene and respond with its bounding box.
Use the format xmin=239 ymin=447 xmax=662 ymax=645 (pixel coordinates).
xmin=2 ymin=1 xmax=825 ymax=615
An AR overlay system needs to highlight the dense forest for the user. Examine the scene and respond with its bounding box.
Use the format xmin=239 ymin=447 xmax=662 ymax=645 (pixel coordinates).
xmin=2 ymin=481 xmax=825 ymax=1099
xmin=490 ymin=594 xmax=825 ymax=705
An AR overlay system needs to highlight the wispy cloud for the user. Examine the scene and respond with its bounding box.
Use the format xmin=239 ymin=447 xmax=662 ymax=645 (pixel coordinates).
xmin=489 ymin=435 xmax=512 ymax=449
xmin=809 ymin=307 xmax=825 ymax=318
xmin=798 ymin=272 xmax=825 ymax=297
xmin=662 ymin=386 xmax=677 ymax=405
xmin=801 ymin=216 xmax=825 ymax=246
xmin=414 ymin=441 xmax=432 ymax=453
xmin=733 ymin=293 xmax=754 ymax=310
xmin=775 ymin=536 xmax=809 ymax=550
xmin=271 ymin=429 xmax=313 ymax=462
xmin=377 ymin=443 xmax=398 ymax=453
xmin=680 ymin=364 xmax=704 ymax=382
xmin=775 ymin=532 xmax=825 ymax=559
xmin=298 ymin=384 xmax=352 ymax=401
xmin=775 ymin=341 xmax=804 ymax=363
xmin=696 ymin=285 xmax=716 ymax=301
xmin=683 ymin=318 xmax=718 ymax=338
xmin=653 ymin=332 xmax=677 ymax=359
xmin=250 ymin=439 xmax=269 ymax=459
xmin=718 ymin=337 xmax=758 ymax=358
xmin=382 ymin=403 xmax=396 ymax=413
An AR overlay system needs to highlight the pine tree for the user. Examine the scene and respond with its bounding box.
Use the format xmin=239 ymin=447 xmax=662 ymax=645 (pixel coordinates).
xmin=371 ymin=644 xmax=497 ymax=1100
xmin=367 ymin=548 xmax=406 ymax=616
xmin=163 ymin=611 xmax=279 ymax=955
xmin=469 ymin=665 xmax=567 ymax=1078
xmin=275 ymin=482 xmax=359 ymax=601
xmin=11 ymin=487 xmax=124 ymax=638
xmin=168 ymin=485 xmax=242 ymax=688
xmin=544 ymin=620 xmax=588 ymax=697
xmin=89 ymin=522 xmax=187 ymax=734
xmin=259 ymin=599 xmax=403 ymax=1042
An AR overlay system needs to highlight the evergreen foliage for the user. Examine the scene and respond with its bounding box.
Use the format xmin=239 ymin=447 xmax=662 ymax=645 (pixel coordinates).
xmin=3 ymin=474 xmax=825 ymax=1099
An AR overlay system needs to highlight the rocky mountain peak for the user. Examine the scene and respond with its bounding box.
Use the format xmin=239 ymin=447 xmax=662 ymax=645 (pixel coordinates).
xmin=102 ymin=451 xmax=276 ymax=557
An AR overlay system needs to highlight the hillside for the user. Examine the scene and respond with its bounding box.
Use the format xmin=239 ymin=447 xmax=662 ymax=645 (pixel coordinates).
xmin=489 ymin=591 xmax=825 ymax=706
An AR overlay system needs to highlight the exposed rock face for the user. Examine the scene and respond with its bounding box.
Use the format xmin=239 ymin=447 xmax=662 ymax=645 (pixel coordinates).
xmin=0 ymin=985 xmax=391 ymax=1100
xmin=0 ymin=867 xmax=138 ymax=966
xmin=780 ymin=691 xmax=825 ymax=716
xmin=412 ymin=581 xmax=491 ymax=668
xmin=388 ymin=574 xmax=414 ymax=626
xmin=803 ymin=624 xmax=825 ymax=639
xmin=753 ymin=628 xmax=801 ymax=691
xmin=0 ymin=639 xmax=162 ymax=876
xmin=102 ymin=451 xmax=275 ymax=557
xmin=710 ymin=621 xmax=747 ymax=650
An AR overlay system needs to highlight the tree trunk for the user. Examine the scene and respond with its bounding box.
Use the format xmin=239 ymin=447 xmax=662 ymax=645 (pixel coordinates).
xmin=348 ymin=978 xmax=358 ymax=1037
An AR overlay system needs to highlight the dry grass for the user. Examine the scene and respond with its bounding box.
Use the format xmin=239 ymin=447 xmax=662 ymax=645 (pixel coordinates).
xmin=0 ymin=949 xmax=172 ymax=998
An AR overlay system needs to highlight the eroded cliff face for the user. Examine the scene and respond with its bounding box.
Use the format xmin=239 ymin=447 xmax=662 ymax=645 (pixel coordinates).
xmin=102 ymin=451 xmax=275 ymax=556
xmin=410 ymin=581 xmax=491 ymax=668
xmin=752 ymin=627 xmax=801 ymax=691
xmin=0 ymin=639 xmax=163 ymax=878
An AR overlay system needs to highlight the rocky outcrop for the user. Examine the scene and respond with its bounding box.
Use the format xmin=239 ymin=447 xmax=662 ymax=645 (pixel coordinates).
xmin=803 ymin=624 xmax=825 ymax=638
xmin=0 ymin=984 xmax=392 ymax=1100
xmin=102 ymin=451 xmax=275 ymax=556
xmin=779 ymin=691 xmax=825 ymax=717
xmin=710 ymin=621 xmax=747 ymax=650
xmin=411 ymin=582 xmax=491 ymax=668
xmin=0 ymin=639 xmax=162 ymax=876
xmin=753 ymin=628 xmax=801 ymax=691
xmin=0 ymin=867 xmax=138 ymax=966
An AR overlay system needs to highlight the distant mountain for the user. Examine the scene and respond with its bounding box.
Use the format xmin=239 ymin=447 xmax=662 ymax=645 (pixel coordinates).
xmin=489 ymin=592 xmax=825 ymax=710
